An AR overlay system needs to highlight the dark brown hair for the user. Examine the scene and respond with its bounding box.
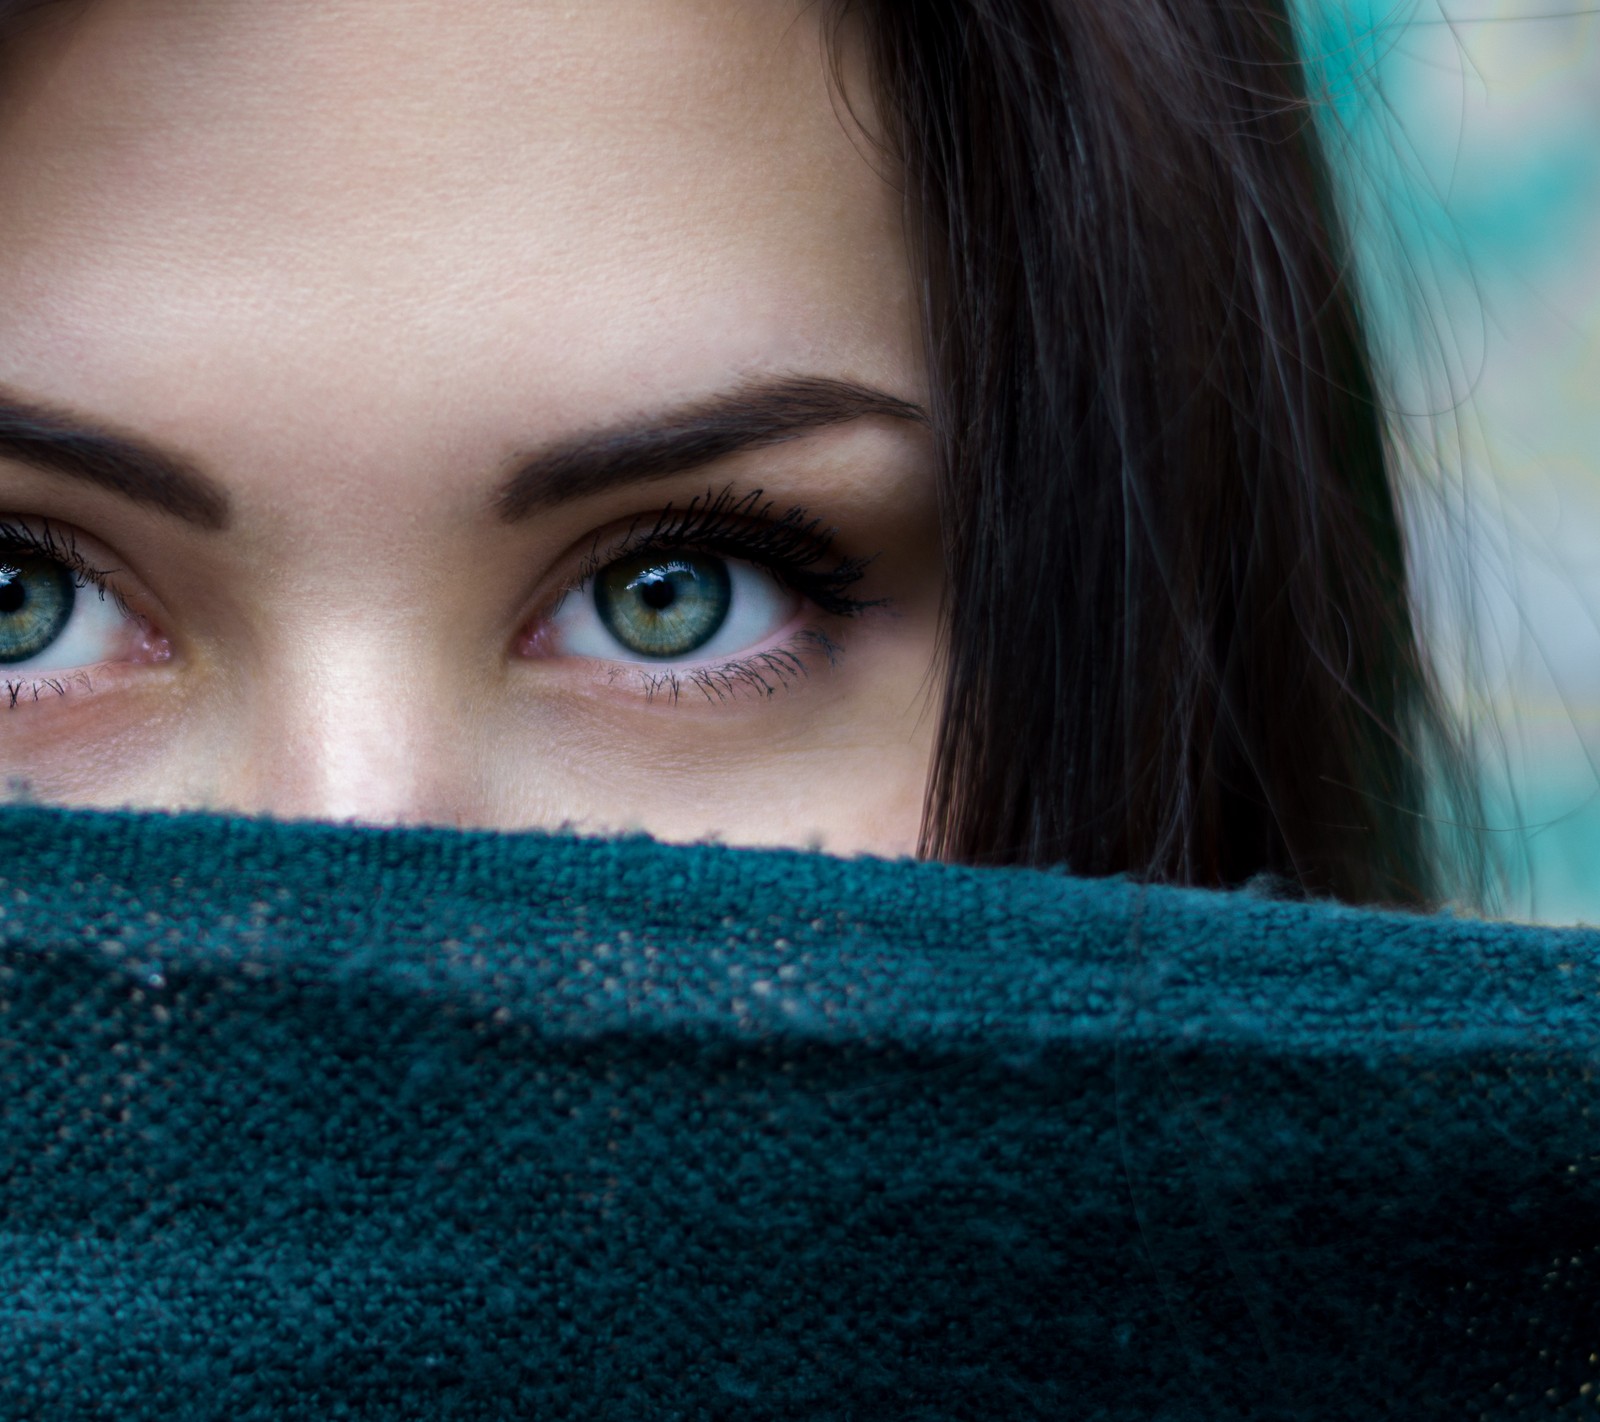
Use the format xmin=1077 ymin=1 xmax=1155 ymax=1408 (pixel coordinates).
xmin=834 ymin=0 xmax=1482 ymax=908
xmin=0 ymin=0 xmax=1483 ymax=909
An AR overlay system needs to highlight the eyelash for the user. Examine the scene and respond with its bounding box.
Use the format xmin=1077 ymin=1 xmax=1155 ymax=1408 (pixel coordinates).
xmin=617 ymin=628 xmax=844 ymax=705
xmin=0 ymin=494 xmax=878 ymax=710
xmin=0 ymin=518 xmax=127 ymax=613
xmin=3 ymin=671 xmax=92 ymax=709
xmin=575 ymin=486 xmax=877 ymax=617
xmin=565 ymin=487 xmax=879 ymax=703
xmin=0 ymin=519 xmax=133 ymax=709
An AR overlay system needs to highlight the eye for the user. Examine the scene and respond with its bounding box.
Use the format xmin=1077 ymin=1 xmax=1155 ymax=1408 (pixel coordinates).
xmin=0 ymin=534 xmax=143 ymax=675
xmin=551 ymin=548 xmax=800 ymax=663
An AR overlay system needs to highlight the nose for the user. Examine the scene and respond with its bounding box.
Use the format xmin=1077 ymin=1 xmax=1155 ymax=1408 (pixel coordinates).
xmin=210 ymin=634 xmax=479 ymax=827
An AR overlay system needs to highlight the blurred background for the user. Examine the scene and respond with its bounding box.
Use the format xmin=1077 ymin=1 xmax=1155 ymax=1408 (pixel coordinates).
xmin=1298 ymin=0 xmax=1599 ymax=922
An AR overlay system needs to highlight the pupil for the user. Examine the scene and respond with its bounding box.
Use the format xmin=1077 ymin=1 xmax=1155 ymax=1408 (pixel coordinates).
xmin=0 ymin=583 xmax=23 ymax=614
xmin=639 ymin=577 xmax=675 ymax=611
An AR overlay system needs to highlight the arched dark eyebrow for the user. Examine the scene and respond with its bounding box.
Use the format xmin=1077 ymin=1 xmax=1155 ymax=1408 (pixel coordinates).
xmin=0 ymin=391 xmax=231 ymax=531
xmin=0 ymin=376 xmax=927 ymax=532
xmin=492 ymin=375 xmax=928 ymax=522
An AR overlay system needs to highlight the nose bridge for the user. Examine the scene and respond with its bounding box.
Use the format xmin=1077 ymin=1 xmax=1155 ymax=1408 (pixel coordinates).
xmin=220 ymin=623 xmax=472 ymax=827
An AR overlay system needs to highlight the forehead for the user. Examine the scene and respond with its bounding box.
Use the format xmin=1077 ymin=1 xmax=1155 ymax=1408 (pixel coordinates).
xmin=0 ymin=0 xmax=913 ymax=465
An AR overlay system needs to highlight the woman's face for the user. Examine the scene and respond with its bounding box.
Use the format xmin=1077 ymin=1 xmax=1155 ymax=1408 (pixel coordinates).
xmin=0 ymin=0 xmax=941 ymax=854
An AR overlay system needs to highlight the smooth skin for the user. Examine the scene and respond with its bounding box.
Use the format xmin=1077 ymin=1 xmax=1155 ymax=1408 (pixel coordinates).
xmin=0 ymin=0 xmax=942 ymax=854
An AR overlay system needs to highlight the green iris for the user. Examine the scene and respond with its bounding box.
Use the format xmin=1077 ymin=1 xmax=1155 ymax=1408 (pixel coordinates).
xmin=594 ymin=551 xmax=732 ymax=658
xmin=0 ymin=553 xmax=74 ymax=665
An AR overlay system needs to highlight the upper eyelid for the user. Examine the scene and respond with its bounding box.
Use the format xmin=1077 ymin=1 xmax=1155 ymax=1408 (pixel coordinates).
xmin=0 ymin=515 xmax=150 ymax=622
xmin=564 ymin=491 xmax=878 ymax=619
xmin=0 ymin=516 xmax=117 ymax=587
xmin=576 ymin=490 xmax=839 ymax=568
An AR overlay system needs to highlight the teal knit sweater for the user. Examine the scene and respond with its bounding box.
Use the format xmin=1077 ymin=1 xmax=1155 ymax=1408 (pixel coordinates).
xmin=3 ymin=805 xmax=1597 ymax=1418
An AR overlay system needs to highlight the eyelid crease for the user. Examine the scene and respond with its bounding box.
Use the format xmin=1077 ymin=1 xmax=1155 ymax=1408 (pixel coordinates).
xmin=493 ymin=375 xmax=928 ymax=521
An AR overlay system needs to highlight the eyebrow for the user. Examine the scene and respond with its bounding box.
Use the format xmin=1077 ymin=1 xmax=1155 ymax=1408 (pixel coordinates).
xmin=0 ymin=374 xmax=927 ymax=532
xmin=492 ymin=375 xmax=928 ymax=522
xmin=0 ymin=391 xmax=231 ymax=530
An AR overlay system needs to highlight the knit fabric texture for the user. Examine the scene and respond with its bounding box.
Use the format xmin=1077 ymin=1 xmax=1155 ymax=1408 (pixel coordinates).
xmin=3 ymin=804 xmax=1599 ymax=1420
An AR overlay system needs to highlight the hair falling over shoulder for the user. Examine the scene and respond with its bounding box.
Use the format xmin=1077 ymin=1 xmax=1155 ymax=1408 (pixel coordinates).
xmin=832 ymin=0 xmax=1486 ymax=910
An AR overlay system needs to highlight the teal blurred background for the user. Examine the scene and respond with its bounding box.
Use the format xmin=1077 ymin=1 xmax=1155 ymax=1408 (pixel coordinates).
xmin=1298 ymin=0 xmax=1599 ymax=922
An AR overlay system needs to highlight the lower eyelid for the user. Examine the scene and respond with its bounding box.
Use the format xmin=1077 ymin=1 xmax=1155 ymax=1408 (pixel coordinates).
xmin=600 ymin=626 xmax=841 ymax=705
xmin=0 ymin=669 xmax=95 ymax=709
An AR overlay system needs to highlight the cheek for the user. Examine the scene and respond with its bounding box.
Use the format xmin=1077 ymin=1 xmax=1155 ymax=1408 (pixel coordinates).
xmin=480 ymin=609 xmax=940 ymax=855
xmin=0 ymin=669 xmax=188 ymax=803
